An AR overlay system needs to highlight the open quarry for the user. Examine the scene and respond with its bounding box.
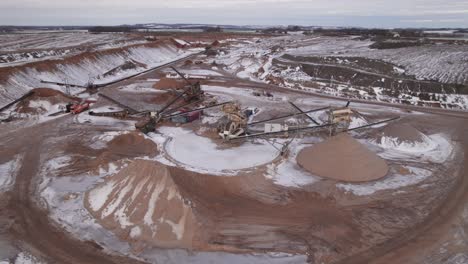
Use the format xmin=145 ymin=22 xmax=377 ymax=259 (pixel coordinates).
xmin=0 ymin=30 xmax=468 ymax=264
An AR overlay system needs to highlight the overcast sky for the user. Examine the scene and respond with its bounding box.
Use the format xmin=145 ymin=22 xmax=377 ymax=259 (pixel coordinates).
xmin=1 ymin=0 xmax=467 ymax=28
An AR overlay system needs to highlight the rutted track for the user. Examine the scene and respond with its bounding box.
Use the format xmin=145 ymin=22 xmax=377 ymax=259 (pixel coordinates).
xmin=1 ymin=117 xmax=146 ymax=264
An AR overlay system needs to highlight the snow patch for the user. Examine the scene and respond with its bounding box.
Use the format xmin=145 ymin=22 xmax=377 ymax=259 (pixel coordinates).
xmin=45 ymin=156 xmax=71 ymax=171
xmin=159 ymin=127 xmax=280 ymax=175
xmin=374 ymin=134 xmax=454 ymax=163
xmin=0 ymin=155 xmax=23 ymax=192
xmin=13 ymin=252 xmax=45 ymax=264
xmin=348 ymin=116 xmax=368 ymax=129
xmin=88 ymin=180 xmax=116 ymax=212
xmin=265 ymin=139 xmax=321 ymax=187
xmin=130 ymin=226 xmax=142 ymax=239
xmin=337 ymin=166 xmax=433 ymax=196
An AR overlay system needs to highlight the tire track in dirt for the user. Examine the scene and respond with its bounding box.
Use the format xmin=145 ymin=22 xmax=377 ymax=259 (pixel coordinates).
xmin=332 ymin=118 xmax=468 ymax=264
xmin=203 ymin=75 xmax=468 ymax=263
xmin=2 ymin=117 xmax=146 ymax=264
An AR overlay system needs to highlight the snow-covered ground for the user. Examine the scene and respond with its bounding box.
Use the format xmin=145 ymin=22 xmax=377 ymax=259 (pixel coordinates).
xmin=0 ymin=32 xmax=148 ymax=67
xmin=337 ymin=166 xmax=433 ymax=196
xmin=38 ymin=140 xmax=307 ymax=264
xmin=0 ymin=32 xmax=129 ymax=52
xmin=0 ymin=43 xmax=200 ymax=107
xmin=210 ymin=35 xmax=468 ymax=109
xmin=152 ymin=127 xmax=280 ymax=175
xmin=265 ymin=138 xmax=321 ymax=187
xmin=0 ymin=251 xmax=47 ymax=264
xmin=117 ymin=82 xmax=162 ymax=93
xmin=38 ymin=155 xmax=134 ymax=258
xmin=0 ymin=155 xmax=23 ymax=192
xmin=373 ymin=133 xmax=454 ymax=164
xmin=74 ymin=112 xmax=136 ymax=130
xmin=287 ymin=36 xmax=468 ymax=86
xmin=337 ymin=133 xmax=455 ymax=196
xmin=89 ymin=131 xmax=129 ymax=150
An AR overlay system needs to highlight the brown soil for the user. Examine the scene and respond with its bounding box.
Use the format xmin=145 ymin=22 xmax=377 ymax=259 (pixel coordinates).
xmin=153 ymin=77 xmax=186 ymax=90
xmin=1 ymin=116 xmax=146 ymax=264
xmin=377 ymin=123 xmax=427 ymax=144
xmin=15 ymin=88 xmax=78 ymax=114
xmin=32 ymin=88 xmax=75 ymax=98
xmin=84 ymin=160 xmax=196 ymax=253
xmin=59 ymin=132 xmax=158 ymax=176
xmin=148 ymin=91 xmax=177 ymax=105
xmin=297 ymin=133 xmax=389 ymax=182
xmin=169 ymin=168 xmax=361 ymax=258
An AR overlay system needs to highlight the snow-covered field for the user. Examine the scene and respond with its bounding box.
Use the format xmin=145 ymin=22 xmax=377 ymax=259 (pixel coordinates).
xmin=209 ymin=35 xmax=468 ymax=109
xmin=0 ymin=43 xmax=199 ymax=107
xmin=287 ymin=37 xmax=468 ymax=86
xmin=0 ymin=155 xmax=23 ymax=192
xmin=0 ymin=32 xmax=148 ymax=67
xmin=39 ymin=157 xmax=135 ymax=257
xmin=0 ymin=251 xmax=47 ymax=264
xmin=0 ymin=32 xmax=130 ymax=52
xmin=151 ymin=126 xmax=280 ymax=175
xmin=373 ymin=133 xmax=454 ymax=164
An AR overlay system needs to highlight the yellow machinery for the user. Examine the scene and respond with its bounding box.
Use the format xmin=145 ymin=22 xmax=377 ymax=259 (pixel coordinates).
xmin=218 ymin=102 xmax=248 ymax=139
xmin=328 ymin=107 xmax=353 ymax=136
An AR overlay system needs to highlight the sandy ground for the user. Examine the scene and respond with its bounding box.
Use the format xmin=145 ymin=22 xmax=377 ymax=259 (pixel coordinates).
xmin=0 ymin=32 xmax=468 ymax=264
xmin=297 ymin=133 xmax=389 ymax=182
xmin=85 ymin=160 xmax=196 ymax=252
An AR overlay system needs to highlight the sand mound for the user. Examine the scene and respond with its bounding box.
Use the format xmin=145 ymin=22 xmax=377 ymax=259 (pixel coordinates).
xmin=59 ymin=132 xmax=158 ymax=176
xmin=15 ymin=88 xmax=78 ymax=114
xmin=297 ymin=133 xmax=388 ymax=182
xmin=374 ymin=123 xmax=438 ymax=153
xmin=377 ymin=123 xmax=427 ymax=144
xmin=85 ymin=160 xmax=196 ymax=251
xmin=153 ymin=77 xmax=186 ymax=90
xmin=106 ymin=132 xmax=158 ymax=157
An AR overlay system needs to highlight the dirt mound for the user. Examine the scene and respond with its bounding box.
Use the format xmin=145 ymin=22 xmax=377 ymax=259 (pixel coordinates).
xmin=153 ymin=77 xmax=186 ymax=90
xmin=168 ymin=167 xmax=361 ymax=255
xmin=59 ymin=132 xmax=158 ymax=176
xmin=106 ymin=132 xmax=157 ymax=157
xmin=15 ymin=88 xmax=78 ymax=114
xmin=84 ymin=160 xmax=196 ymax=252
xmin=377 ymin=123 xmax=427 ymax=144
xmin=297 ymin=133 xmax=388 ymax=182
